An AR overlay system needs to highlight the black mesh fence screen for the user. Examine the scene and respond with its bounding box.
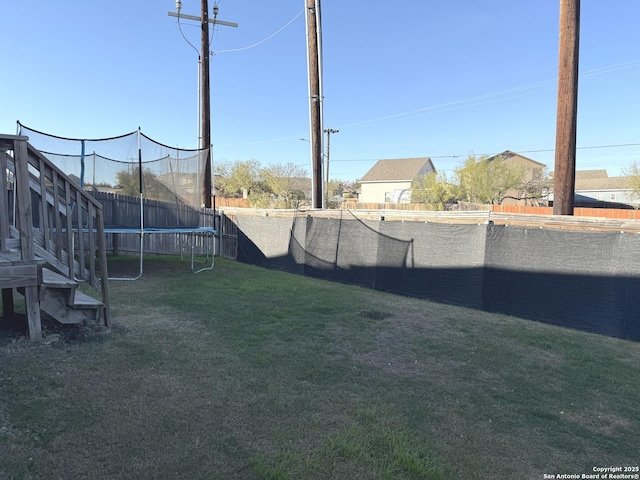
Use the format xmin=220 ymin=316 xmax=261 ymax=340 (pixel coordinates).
xmin=230 ymin=212 xmax=640 ymax=341
xmin=236 ymin=215 xmax=299 ymax=272
xmin=483 ymin=225 xmax=640 ymax=339
xmin=377 ymin=222 xmax=486 ymax=308
xmin=304 ymin=214 xmax=409 ymax=288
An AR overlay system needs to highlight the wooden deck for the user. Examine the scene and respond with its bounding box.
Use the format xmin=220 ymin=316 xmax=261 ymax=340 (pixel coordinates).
xmin=0 ymin=250 xmax=44 ymax=286
xmin=0 ymin=251 xmax=44 ymax=340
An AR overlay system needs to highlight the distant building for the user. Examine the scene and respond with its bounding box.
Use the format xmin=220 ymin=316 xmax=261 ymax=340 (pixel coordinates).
xmin=574 ymin=170 xmax=634 ymax=205
xmin=561 ymin=170 xmax=635 ymax=207
xmin=486 ymin=151 xmax=547 ymax=206
xmin=359 ymin=157 xmax=436 ymax=204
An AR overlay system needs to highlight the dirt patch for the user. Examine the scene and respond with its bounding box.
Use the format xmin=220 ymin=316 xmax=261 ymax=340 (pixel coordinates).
xmin=332 ymin=309 xmax=462 ymax=380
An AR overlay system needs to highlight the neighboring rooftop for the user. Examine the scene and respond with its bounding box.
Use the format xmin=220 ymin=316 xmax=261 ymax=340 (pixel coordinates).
xmin=548 ymin=170 xmax=630 ymax=191
xmin=360 ymin=157 xmax=435 ymax=182
xmin=575 ymin=169 xmax=609 ymax=180
xmin=488 ymin=150 xmax=547 ymax=168
xmin=550 ymin=169 xmax=609 ymax=180
xmin=575 ymin=176 xmax=629 ymax=191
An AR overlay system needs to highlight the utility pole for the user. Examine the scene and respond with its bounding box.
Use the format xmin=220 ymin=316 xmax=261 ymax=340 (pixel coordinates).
xmin=306 ymin=0 xmax=324 ymax=209
xmin=169 ymin=0 xmax=237 ymax=208
xmin=200 ymin=0 xmax=212 ymax=208
xmin=553 ymin=0 xmax=580 ymax=215
xmin=324 ymin=128 xmax=338 ymax=206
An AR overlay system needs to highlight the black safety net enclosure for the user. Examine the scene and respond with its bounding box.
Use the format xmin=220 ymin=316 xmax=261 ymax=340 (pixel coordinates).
xmin=228 ymin=210 xmax=640 ymax=341
xmin=18 ymin=122 xmax=209 ymax=222
xmin=18 ymin=122 xmax=217 ymax=277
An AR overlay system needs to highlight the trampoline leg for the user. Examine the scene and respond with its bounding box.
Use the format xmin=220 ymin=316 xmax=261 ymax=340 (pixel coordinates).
xmin=108 ymin=231 xmax=144 ymax=281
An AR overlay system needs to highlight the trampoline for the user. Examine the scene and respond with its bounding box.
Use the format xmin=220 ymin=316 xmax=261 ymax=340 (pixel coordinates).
xmin=17 ymin=122 xmax=218 ymax=280
xmin=104 ymin=227 xmax=217 ymax=280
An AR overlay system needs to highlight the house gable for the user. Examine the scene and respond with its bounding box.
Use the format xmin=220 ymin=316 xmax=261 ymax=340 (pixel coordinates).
xmin=360 ymin=157 xmax=435 ymax=183
xmin=359 ymin=157 xmax=435 ymax=204
xmin=483 ymin=150 xmax=548 ymax=206
xmin=488 ymin=150 xmax=546 ymax=171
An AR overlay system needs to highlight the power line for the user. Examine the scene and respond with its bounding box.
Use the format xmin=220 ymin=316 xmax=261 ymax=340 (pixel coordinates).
xmin=336 ymin=59 xmax=640 ymax=131
xmin=212 ymin=9 xmax=304 ymax=55
xmin=212 ymin=58 xmax=640 ymax=152
xmin=328 ymin=142 xmax=640 ymax=163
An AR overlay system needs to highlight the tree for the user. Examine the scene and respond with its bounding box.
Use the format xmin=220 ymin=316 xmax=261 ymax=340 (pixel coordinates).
xmin=455 ymin=154 xmax=525 ymax=205
xmin=326 ymin=178 xmax=345 ymax=209
xmin=214 ymin=160 xmax=265 ymax=198
xmin=411 ymin=172 xmax=459 ymax=210
xmin=518 ymin=168 xmax=552 ymax=206
xmin=623 ymin=161 xmax=640 ymax=206
xmin=116 ymin=167 xmax=175 ymax=202
xmin=262 ymin=162 xmax=309 ymax=209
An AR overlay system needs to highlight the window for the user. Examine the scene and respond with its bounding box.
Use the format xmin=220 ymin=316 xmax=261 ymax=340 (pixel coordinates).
xmin=532 ymin=169 xmax=542 ymax=181
xmin=384 ymin=192 xmax=391 ymax=203
xmin=610 ymin=193 xmax=616 ymax=201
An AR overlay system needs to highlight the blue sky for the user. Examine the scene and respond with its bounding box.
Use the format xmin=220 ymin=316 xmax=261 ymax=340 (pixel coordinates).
xmin=2 ymin=1 xmax=640 ymax=182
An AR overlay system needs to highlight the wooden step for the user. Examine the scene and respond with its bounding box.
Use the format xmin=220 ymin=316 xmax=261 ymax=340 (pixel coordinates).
xmin=41 ymin=289 xmax=103 ymax=324
xmin=42 ymin=267 xmax=78 ymax=288
xmin=42 ymin=267 xmax=78 ymax=305
xmin=40 ymin=268 xmax=103 ymax=325
xmin=73 ymin=290 xmax=104 ymax=309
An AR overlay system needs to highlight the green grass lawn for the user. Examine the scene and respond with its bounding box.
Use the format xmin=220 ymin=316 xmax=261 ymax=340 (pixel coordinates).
xmin=1 ymin=256 xmax=639 ymax=479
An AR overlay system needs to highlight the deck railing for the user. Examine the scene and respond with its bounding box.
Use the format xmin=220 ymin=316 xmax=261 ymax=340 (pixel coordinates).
xmin=1 ymin=134 xmax=110 ymax=326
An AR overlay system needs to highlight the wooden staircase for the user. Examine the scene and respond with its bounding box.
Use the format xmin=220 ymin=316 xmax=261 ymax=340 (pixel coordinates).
xmin=40 ymin=268 xmax=104 ymax=325
xmin=1 ymin=133 xmax=111 ymax=340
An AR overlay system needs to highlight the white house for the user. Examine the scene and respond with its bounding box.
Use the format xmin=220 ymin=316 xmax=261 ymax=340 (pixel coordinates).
xmin=359 ymin=157 xmax=436 ymax=204
xmin=548 ymin=170 xmax=637 ymax=207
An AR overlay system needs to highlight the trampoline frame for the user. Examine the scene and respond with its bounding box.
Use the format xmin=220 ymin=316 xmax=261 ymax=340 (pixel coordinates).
xmin=105 ymin=227 xmax=217 ymax=281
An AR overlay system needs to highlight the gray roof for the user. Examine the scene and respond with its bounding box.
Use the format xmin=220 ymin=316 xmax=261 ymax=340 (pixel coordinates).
xmin=551 ymin=169 xmax=609 ymax=180
xmin=488 ymin=150 xmax=546 ymax=168
xmin=575 ymin=176 xmax=629 ymax=191
xmin=575 ymin=169 xmax=609 ymax=180
xmin=546 ymin=170 xmax=630 ymax=191
xmin=360 ymin=157 xmax=435 ymax=183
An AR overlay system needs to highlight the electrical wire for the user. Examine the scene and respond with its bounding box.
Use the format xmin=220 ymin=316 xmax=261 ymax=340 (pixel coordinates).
xmin=211 ymin=9 xmax=304 ymax=55
xmin=327 ymin=143 xmax=640 ymax=164
xmin=174 ymin=14 xmax=199 ymax=57
xmin=214 ymin=58 xmax=640 ymax=162
xmin=337 ymin=59 xmax=640 ymax=131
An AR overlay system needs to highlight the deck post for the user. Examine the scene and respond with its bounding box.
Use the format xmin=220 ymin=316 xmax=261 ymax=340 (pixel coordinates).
xmin=24 ymin=286 xmax=42 ymax=341
xmin=0 ymin=149 xmax=9 ymax=251
xmin=13 ymin=138 xmax=43 ymax=341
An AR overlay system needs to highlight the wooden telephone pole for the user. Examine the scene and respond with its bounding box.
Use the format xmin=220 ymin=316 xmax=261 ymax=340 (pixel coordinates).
xmin=306 ymin=0 xmax=324 ymax=209
xmin=553 ymin=0 xmax=580 ymax=215
xmin=201 ymin=0 xmax=212 ymax=208
xmin=169 ymin=1 xmax=237 ymax=208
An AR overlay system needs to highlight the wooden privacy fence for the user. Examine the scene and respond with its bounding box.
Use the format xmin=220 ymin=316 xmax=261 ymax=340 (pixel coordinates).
xmin=492 ymin=204 xmax=640 ymax=219
xmin=343 ymin=201 xmax=640 ymax=219
xmin=94 ymin=192 xmax=202 ymax=228
xmin=89 ymin=192 xmax=220 ymax=257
